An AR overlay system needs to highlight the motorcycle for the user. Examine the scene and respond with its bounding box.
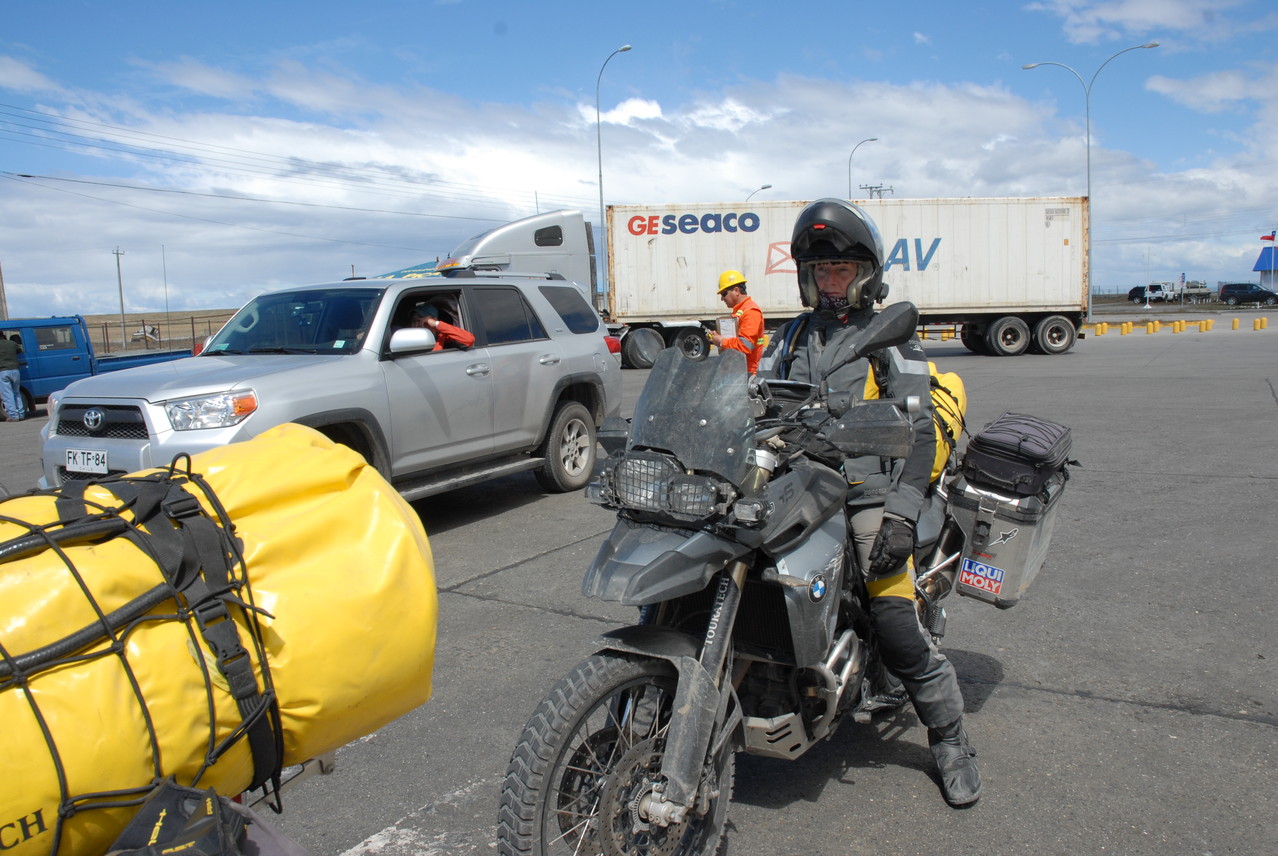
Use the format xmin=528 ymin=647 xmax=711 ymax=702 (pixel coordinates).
xmin=497 ymin=304 xmax=975 ymax=856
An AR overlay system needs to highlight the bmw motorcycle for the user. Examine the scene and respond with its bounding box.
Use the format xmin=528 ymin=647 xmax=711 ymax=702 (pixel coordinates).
xmin=497 ymin=304 xmax=969 ymax=856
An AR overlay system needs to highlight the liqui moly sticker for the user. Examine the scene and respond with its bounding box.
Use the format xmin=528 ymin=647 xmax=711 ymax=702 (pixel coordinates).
xmin=959 ymin=558 xmax=1006 ymax=596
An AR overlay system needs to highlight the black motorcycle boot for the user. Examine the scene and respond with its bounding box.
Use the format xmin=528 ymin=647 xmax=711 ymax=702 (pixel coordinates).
xmin=928 ymin=718 xmax=981 ymax=806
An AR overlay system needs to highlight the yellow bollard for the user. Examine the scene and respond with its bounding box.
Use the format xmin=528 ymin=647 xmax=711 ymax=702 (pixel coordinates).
xmin=1263 ymin=317 xmax=1269 ymax=329
xmin=1146 ymin=322 xmax=1155 ymax=334
xmin=1119 ymin=323 xmax=1128 ymax=335
xmin=1232 ymin=318 xmax=1240 ymax=330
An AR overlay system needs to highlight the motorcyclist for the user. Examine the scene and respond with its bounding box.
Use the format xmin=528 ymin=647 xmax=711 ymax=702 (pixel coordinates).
xmin=759 ymin=198 xmax=981 ymax=806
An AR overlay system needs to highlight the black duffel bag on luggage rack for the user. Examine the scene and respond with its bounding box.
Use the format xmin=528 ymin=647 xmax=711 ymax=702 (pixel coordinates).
xmin=961 ymin=411 xmax=1074 ymax=497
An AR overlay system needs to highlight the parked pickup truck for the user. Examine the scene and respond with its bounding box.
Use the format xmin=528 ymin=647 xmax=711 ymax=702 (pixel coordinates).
xmin=39 ymin=274 xmax=622 ymax=501
xmin=0 ymin=315 xmax=191 ymax=411
xmin=1128 ymin=282 xmax=1215 ymax=304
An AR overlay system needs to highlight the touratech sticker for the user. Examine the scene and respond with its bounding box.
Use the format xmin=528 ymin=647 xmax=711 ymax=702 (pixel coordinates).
xmin=959 ymin=558 xmax=1006 ymax=597
xmin=809 ymin=574 xmax=827 ymax=602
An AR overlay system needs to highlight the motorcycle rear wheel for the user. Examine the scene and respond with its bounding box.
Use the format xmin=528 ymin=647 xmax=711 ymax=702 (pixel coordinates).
xmin=498 ymin=653 xmax=733 ymax=856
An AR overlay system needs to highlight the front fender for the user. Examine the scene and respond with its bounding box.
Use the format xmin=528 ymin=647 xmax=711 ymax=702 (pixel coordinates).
xmin=582 ymin=518 xmax=749 ymax=606
xmin=593 ymin=625 xmax=730 ymax=809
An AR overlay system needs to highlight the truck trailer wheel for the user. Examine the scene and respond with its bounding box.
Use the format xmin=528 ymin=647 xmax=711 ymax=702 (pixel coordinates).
xmin=960 ymin=325 xmax=989 ymax=355
xmin=621 ymin=328 xmax=664 ymax=370
xmin=985 ymin=316 xmax=1031 ymax=356
xmin=1032 ymin=315 xmax=1077 ymax=356
xmin=674 ymin=328 xmax=710 ymax=361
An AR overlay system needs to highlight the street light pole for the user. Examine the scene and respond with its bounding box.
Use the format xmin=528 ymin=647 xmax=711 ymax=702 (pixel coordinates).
xmin=847 ymin=138 xmax=877 ymax=198
xmin=1023 ymin=42 xmax=1158 ymax=320
xmin=596 ymin=44 xmax=632 ymax=310
xmin=746 ymin=184 xmax=772 ymax=202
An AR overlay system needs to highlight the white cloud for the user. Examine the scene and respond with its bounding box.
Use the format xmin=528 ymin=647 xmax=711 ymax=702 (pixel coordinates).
xmin=140 ymin=57 xmax=257 ymax=101
xmin=0 ymin=56 xmax=62 ymax=94
xmin=1146 ymin=70 xmax=1253 ymax=113
xmin=1025 ymin=0 xmax=1251 ymax=43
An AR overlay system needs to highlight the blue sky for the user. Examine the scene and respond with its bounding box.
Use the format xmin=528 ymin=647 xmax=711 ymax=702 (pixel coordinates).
xmin=2 ymin=0 xmax=1277 ymax=317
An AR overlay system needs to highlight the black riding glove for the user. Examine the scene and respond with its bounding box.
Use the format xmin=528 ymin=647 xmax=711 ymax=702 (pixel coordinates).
xmin=868 ymin=515 xmax=915 ymax=577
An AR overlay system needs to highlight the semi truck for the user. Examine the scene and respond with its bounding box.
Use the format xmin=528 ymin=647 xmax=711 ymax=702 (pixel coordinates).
xmin=431 ymin=196 xmax=1088 ymax=365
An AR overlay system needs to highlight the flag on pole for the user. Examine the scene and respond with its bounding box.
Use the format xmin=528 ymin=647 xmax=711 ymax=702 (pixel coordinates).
xmin=1263 ymin=231 xmax=1276 ymax=241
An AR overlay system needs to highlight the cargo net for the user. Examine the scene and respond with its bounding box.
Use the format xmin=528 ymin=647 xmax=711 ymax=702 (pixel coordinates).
xmin=0 ymin=455 xmax=281 ymax=856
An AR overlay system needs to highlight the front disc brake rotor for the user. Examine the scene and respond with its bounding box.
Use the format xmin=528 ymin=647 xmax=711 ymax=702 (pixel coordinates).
xmin=599 ymin=737 xmax=683 ymax=856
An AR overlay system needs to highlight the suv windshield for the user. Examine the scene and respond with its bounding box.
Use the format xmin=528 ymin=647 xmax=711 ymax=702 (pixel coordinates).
xmin=205 ymin=288 xmax=384 ymax=355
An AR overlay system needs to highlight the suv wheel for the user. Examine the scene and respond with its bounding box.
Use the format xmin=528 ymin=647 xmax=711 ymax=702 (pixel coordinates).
xmin=535 ymin=402 xmax=597 ymax=492
xmin=1225 ymin=296 xmax=1239 ymax=306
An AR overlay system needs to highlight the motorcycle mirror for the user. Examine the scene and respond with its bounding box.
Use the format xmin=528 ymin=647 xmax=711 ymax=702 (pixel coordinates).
xmin=598 ymin=416 xmax=630 ymax=457
xmin=820 ymin=302 xmax=921 ymax=382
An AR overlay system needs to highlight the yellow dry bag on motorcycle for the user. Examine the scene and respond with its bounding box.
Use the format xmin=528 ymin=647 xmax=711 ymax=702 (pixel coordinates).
xmin=0 ymin=423 xmax=437 ymax=856
xmin=864 ymin=361 xmax=967 ymax=482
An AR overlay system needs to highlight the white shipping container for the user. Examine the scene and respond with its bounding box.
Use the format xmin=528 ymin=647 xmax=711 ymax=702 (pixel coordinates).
xmin=606 ymin=197 xmax=1086 ymax=323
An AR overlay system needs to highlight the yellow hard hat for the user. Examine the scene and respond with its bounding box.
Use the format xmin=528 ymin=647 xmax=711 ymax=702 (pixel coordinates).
xmin=717 ymin=270 xmax=747 ymax=293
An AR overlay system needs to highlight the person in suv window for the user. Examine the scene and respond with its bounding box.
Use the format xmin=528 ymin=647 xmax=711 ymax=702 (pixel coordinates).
xmin=411 ymin=304 xmax=475 ymax=351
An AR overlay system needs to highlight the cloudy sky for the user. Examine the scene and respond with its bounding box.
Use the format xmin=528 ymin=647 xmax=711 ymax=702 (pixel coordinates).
xmin=2 ymin=0 xmax=1276 ymax=317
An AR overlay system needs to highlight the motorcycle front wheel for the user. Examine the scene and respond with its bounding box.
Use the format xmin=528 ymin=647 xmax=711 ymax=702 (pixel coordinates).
xmin=498 ymin=652 xmax=734 ymax=856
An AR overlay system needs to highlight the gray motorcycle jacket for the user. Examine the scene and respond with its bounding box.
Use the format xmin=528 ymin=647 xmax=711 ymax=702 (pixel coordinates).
xmin=760 ymin=308 xmax=936 ymax=523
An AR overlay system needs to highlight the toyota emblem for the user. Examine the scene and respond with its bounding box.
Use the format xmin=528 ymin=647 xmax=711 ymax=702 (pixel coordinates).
xmin=83 ymin=408 xmax=105 ymax=431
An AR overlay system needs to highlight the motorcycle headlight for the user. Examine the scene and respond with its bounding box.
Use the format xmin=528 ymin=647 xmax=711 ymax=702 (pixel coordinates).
xmin=601 ymin=452 xmax=735 ymax=522
xmin=165 ymin=390 xmax=258 ymax=431
xmin=612 ymin=454 xmax=682 ymax=511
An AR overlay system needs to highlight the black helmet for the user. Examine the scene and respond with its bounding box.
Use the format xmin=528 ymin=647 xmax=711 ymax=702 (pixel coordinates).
xmin=790 ymin=198 xmax=886 ymax=309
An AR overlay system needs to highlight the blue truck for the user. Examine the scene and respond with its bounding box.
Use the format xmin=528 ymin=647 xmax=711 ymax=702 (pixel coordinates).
xmin=0 ymin=316 xmax=191 ymax=412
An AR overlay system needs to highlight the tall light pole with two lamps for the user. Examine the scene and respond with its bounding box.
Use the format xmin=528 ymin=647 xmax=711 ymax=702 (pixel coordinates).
xmin=847 ymin=137 xmax=877 ymax=198
xmin=1022 ymin=42 xmax=1159 ymax=320
xmin=596 ymin=44 xmax=632 ymax=310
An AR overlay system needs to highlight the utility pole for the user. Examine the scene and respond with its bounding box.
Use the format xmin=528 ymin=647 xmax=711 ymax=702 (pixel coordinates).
xmin=113 ymin=247 xmax=127 ymax=350
xmin=859 ymin=184 xmax=894 ymax=200
xmin=0 ymin=258 xmax=8 ymax=320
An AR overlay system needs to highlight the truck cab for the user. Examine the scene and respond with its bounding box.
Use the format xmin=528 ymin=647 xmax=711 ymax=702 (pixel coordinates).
xmin=1 ymin=317 xmax=95 ymax=410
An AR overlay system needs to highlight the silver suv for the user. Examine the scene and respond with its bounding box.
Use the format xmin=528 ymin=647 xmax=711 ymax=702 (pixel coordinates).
xmin=40 ymin=274 xmax=622 ymax=500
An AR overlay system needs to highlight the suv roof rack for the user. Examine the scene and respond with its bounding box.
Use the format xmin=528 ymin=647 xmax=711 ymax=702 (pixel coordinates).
xmin=438 ymin=269 xmax=567 ymax=281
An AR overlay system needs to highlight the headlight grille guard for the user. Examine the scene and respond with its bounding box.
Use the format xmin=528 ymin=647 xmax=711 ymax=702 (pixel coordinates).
xmin=588 ymin=450 xmax=737 ymax=523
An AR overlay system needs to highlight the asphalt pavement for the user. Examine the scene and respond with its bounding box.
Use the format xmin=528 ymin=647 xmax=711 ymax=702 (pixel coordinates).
xmin=2 ymin=311 xmax=1276 ymax=856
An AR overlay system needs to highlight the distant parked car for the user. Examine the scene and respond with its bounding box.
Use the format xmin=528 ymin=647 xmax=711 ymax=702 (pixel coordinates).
xmin=1218 ymin=283 xmax=1278 ymax=306
xmin=1128 ymin=285 xmax=1169 ymax=303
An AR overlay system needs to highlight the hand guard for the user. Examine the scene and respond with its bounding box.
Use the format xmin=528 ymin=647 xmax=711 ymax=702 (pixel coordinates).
xmin=868 ymin=515 xmax=915 ymax=577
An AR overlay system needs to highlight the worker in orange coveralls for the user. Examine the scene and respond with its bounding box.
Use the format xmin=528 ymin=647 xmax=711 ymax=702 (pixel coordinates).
xmin=706 ymin=269 xmax=765 ymax=373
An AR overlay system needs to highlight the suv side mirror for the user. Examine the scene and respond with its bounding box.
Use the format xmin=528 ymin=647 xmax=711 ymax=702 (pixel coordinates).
xmin=389 ymin=328 xmax=437 ymax=354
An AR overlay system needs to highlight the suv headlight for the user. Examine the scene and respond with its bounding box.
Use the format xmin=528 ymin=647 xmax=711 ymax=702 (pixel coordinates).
xmin=165 ymin=390 xmax=258 ymax=431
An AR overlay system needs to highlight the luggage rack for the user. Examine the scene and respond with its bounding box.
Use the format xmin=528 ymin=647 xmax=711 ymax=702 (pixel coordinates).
xmin=246 ymin=750 xmax=337 ymax=809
